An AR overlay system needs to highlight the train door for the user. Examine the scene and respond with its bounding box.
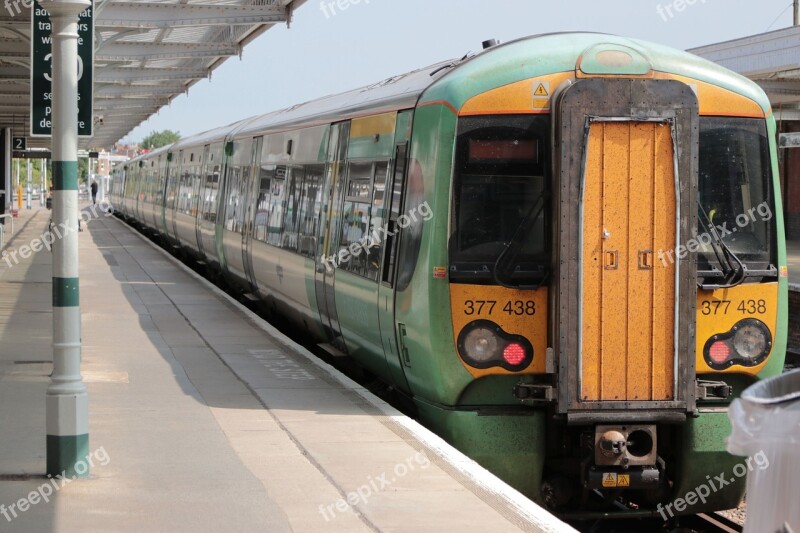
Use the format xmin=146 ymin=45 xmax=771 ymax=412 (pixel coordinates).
xmin=555 ymin=78 xmax=697 ymax=417
xmin=197 ymin=143 xmax=222 ymax=265
xmin=377 ymin=110 xmax=414 ymax=388
xmin=314 ymin=122 xmax=350 ymax=349
xmin=133 ymin=163 xmax=143 ymax=222
xmin=169 ymin=152 xmax=182 ymax=243
xmin=243 ymin=137 xmax=263 ymax=293
xmin=580 ymin=120 xmax=677 ymax=401
xmin=159 ymin=153 xmax=170 ymax=234
xmin=377 ymin=142 xmax=410 ymax=387
xmin=194 ymin=146 xmax=208 ymax=259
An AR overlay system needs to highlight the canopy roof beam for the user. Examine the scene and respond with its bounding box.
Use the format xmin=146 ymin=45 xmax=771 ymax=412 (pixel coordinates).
xmin=97 ymin=3 xmax=288 ymax=29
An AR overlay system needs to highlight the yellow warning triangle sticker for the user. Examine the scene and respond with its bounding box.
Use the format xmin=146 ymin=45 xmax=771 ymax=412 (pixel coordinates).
xmin=534 ymin=83 xmax=549 ymax=97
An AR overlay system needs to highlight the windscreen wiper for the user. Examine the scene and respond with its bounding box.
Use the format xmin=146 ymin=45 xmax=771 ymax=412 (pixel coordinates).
xmin=698 ymin=203 xmax=746 ymax=289
xmin=493 ymin=191 xmax=549 ymax=290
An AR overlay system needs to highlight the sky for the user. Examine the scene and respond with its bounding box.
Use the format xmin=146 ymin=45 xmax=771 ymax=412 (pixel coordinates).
xmin=122 ymin=0 xmax=799 ymax=144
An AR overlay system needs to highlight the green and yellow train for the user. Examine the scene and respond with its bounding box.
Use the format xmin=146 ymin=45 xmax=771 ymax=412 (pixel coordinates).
xmin=110 ymin=33 xmax=788 ymax=517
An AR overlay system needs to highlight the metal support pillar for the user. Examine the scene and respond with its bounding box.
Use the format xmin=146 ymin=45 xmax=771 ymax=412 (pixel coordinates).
xmin=26 ymin=159 xmax=32 ymax=210
xmin=41 ymin=159 xmax=46 ymax=207
xmin=45 ymin=0 xmax=91 ymax=479
xmin=15 ymin=159 xmax=21 ymax=210
xmin=1 ymin=128 xmax=9 ymax=219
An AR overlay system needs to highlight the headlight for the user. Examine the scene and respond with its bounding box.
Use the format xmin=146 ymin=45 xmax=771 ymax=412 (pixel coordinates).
xmin=457 ymin=320 xmax=534 ymax=371
xmin=703 ymin=319 xmax=772 ymax=370
xmin=733 ymin=322 xmax=769 ymax=361
xmin=462 ymin=326 xmax=502 ymax=363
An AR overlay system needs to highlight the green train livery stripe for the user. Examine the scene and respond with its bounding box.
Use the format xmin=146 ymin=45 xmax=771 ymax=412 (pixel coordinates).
xmin=52 ymin=161 xmax=79 ymax=191
xmin=53 ymin=277 xmax=80 ymax=307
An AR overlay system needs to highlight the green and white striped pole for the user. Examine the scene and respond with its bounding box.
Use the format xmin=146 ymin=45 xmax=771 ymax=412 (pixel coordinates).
xmin=45 ymin=0 xmax=91 ymax=479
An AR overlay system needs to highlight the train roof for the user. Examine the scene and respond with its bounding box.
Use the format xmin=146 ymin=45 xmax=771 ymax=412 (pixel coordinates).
xmin=422 ymin=32 xmax=771 ymax=113
xmin=131 ymin=32 xmax=772 ymax=163
xmin=232 ymin=59 xmax=455 ymax=139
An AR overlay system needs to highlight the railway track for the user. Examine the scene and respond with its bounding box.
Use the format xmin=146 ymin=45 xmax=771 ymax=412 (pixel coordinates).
xmin=569 ymin=511 xmax=743 ymax=532
xmin=692 ymin=512 xmax=745 ymax=532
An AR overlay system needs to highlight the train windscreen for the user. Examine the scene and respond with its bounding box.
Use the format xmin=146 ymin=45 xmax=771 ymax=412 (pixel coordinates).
xmin=698 ymin=117 xmax=776 ymax=280
xmin=450 ymin=115 xmax=550 ymax=285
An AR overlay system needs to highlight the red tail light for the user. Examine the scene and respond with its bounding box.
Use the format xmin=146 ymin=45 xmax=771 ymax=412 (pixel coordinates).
xmin=708 ymin=341 xmax=731 ymax=364
xmin=503 ymin=343 xmax=527 ymax=366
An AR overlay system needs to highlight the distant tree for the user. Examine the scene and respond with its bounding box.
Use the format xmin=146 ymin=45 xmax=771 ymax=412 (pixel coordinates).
xmin=140 ymin=130 xmax=181 ymax=150
xmin=78 ymin=157 xmax=88 ymax=184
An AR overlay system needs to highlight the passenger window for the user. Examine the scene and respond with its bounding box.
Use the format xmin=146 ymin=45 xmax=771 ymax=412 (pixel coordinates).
xmin=202 ymin=163 xmax=221 ymax=223
xmin=177 ymin=171 xmax=188 ymax=214
xmin=282 ymin=167 xmax=305 ymax=251
xmin=254 ymin=165 xmax=274 ymax=243
xmin=166 ymin=168 xmax=177 ymax=210
xmin=338 ymin=161 xmax=389 ymax=280
xmin=298 ymin=165 xmax=325 ymax=258
xmin=224 ymin=167 xmax=241 ymax=232
xmin=382 ymin=144 xmax=408 ymax=285
xmin=187 ymin=167 xmax=203 ymax=218
xmin=366 ymin=162 xmax=389 ymax=280
xmin=266 ymin=167 xmax=286 ymax=246
xmin=339 ymin=162 xmax=374 ymax=276
xmin=156 ymin=162 xmax=167 ymax=207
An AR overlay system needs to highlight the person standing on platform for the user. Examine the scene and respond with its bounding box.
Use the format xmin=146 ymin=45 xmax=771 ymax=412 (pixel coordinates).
xmin=90 ymin=180 xmax=98 ymax=205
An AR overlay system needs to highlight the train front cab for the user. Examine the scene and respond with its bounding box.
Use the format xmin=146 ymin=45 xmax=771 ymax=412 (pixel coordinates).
xmin=436 ymin=43 xmax=787 ymax=516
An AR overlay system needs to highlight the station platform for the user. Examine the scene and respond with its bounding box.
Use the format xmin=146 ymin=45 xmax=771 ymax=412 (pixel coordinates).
xmin=0 ymin=206 xmax=573 ymax=532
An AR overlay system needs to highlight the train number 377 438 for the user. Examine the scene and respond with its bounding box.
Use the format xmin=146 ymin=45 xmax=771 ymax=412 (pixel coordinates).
xmin=463 ymin=300 xmax=536 ymax=316
xmin=700 ymin=299 xmax=767 ymax=316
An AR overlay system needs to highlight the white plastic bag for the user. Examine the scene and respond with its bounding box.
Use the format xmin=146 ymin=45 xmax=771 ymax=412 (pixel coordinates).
xmin=728 ymin=369 xmax=800 ymax=533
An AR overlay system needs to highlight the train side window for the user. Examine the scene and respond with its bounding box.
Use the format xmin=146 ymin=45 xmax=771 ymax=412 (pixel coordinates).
xmin=366 ymin=162 xmax=389 ymax=280
xmin=224 ymin=166 xmax=241 ymax=232
xmin=202 ymin=163 xmax=221 ymax=223
xmin=143 ymin=168 xmax=151 ymax=204
xmin=396 ymin=156 xmax=424 ymax=292
xmin=177 ymin=171 xmax=189 ymax=214
xmin=236 ymin=162 xmax=252 ymax=234
xmin=253 ymin=165 xmax=274 ymax=243
xmin=192 ymin=167 xmax=203 ymax=217
xmin=338 ymin=162 xmax=375 ymax=277
xmin=382 ymin=143 xmax=408 ymax=285
xmin=266 ymin=167 xmax=287 ymax=246
xmin=224 ymin=139 xmax=254 ymax=234
xmin=124 ymin=169 xmax=135 ymax=197
xmin=298 ymin=164 xmax=325 ymax=258
xmin=281 ymin=167 xmax=305 ymax=250
xmin=166 ymin=167 xmax=177 ymax=210
xmin=157 ymin=160 xmax=168 ymax=207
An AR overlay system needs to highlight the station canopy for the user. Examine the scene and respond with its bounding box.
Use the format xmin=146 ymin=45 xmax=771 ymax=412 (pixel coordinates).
xmin=690 ymin=26 xmax=800 ymax=120
xmin=0 ymin=0 xmax=306 ymax=150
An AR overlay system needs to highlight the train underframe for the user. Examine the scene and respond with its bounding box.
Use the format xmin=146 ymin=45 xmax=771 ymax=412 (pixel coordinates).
xmin=416 ymin=399 xmax=747 ymax=518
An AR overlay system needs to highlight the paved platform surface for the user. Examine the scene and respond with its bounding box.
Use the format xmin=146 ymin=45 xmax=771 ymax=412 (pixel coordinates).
xmin=0 ymin=206 xmax=572 ymax=532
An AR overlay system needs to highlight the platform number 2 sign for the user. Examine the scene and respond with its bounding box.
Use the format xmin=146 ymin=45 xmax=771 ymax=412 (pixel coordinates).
xmin=12 ymin=137 xmax=26 ymax=151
